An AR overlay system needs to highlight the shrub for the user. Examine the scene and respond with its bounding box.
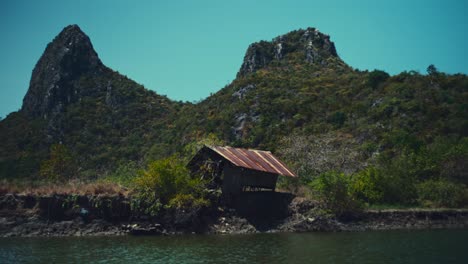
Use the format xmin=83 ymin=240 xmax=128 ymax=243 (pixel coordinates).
xmin=101 ymin=161 xmax=140 ymax=187
xmin=350 ymin=162 xmax=420 ymax=206
xmin=39 ymin=144 xmax=77 ymax=182
xmin=416 ymin=179 xmax=467 ymax=208
xmin=350 ymin=167 xmax=384 ymax=204
xmin=132 ymin=156 xmax=209 ymax=216
xmin=168 ymin=193 xmax=210 ymax=209
xmin=349 ymin=137 xmax=468 ymax=207
xmin=374 ymin=152 xmax=419 ymax=205
xmin=329 ymin=111 xmax=346 ymax=127
xmin=309 ymin=171 xmax=361 ymax=216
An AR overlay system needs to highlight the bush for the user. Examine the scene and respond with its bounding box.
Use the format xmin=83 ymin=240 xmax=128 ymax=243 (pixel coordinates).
xmin=416 ymin=179 xmax=467 ymax=208
xmin=350 ymin=162 xmax=419 ymax=206
xmin=101 ymin=161 xmax=140 ymax=187
xmin=350 ymin=167 xmax=384 ymax=204
xmin=348 ymin=137 xmax=467 ymax=207
xmin=309 ymin=171 xmax=361 ymax=216
xmin=168 ymin=193 xmax=210 ymax=209
xmin=328 ymin=111 xmax=346 ymax=127
xmin=40 ymin=144 xmax=77 ymax=182
xmin=132 ymin=156 xmax=209 ymax=216
xmin=373 ymin=152 xmax=419 ymax=205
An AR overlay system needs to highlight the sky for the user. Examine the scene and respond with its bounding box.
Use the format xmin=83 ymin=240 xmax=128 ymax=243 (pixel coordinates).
xmin=1 ymin=0 xmax=467 ymax=118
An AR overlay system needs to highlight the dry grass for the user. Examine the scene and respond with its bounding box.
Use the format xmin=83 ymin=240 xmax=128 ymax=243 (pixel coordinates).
xmin=0 ymin=180 xmax=23 ymax=195
xmin=0 ymin=179 xmax=130 ymax=197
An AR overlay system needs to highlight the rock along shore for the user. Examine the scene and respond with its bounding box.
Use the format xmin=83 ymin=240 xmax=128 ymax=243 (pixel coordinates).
xmin=0 ymin=194 xmax=467 ymax=237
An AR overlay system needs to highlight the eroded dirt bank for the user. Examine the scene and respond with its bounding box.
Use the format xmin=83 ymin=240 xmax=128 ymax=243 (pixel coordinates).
xmin=1 ymin=194 xmax=467 ymax=237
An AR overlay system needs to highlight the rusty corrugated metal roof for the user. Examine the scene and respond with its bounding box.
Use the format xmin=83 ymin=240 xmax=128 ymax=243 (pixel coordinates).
xmin=208 ymin=146 xmax=296 ymax=177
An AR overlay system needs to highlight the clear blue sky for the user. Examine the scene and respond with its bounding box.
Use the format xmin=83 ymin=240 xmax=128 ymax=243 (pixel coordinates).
xmin=1 ymin=0 xmax=467 ymax=118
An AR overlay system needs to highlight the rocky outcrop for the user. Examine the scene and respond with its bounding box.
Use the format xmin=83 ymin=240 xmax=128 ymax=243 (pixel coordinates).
xmin=237 ymin=27 xmax=340 ymax=77
xmin=21 ymin=25 xmax=104 ymax=119
xmin=237 ymin=41 xmax=275 ymax=78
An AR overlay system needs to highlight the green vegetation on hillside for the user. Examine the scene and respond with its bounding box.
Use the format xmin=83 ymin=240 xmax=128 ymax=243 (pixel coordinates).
xmin=1 ymin=27 xmax=467 ymax=212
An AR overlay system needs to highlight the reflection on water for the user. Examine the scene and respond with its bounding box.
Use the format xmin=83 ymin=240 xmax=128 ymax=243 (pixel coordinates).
xmin=1 ymin=229 xmax=467 ymax=263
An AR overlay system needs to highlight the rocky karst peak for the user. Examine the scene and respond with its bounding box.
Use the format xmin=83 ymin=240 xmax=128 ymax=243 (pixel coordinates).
xmin=21 ymin=24 xmax=104 ymax=118
xmin=237 ymin=27 xmax=340 ymax=77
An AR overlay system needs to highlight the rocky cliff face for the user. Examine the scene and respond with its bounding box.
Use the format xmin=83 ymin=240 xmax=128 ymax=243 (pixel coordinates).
xmin=21 ymin=25 xmax=104 ymax=119
xmin=237 ymin=28 xmax=340 ymax=77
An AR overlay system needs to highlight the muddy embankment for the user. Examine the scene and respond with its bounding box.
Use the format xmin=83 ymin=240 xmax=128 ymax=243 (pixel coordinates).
xmin=0 ymin=193 xmax=467 ymax=237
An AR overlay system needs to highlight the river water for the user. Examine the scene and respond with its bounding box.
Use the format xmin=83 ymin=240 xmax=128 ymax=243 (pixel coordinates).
xmin=1 ymin=229 xmax=467 ymax=263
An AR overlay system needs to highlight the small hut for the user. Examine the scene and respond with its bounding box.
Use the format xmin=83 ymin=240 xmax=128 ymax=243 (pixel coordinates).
xmin=188 ymin=145 xmax=296 ymax=197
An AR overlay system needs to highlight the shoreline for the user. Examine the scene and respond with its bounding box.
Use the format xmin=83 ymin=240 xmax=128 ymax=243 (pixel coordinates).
xmin=1 ymin=194 xmax=467 ymax=237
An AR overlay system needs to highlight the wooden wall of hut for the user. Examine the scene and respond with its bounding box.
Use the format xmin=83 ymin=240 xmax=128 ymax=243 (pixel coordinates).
xmin=222 ymin=163 xmax=278 ymax=196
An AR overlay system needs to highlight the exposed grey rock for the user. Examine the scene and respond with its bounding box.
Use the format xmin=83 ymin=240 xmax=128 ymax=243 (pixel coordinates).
xmin=21 ymin=24 xmax=104 ymax=119
xmin=372 ymin=98 xmax=384 ymax=107
xmin=105 ymin=81 xmax=115 ymax=107
xmin=275 ymin=36 xmax=284 ymax=60
xmin=237 ymin=27 xmax=340 ymax=77
xmin=232 ymin=113 xmax=247 ymax=139
xmin=237 ymin=41 xmax=274 ymax=77
xmin=232 ymin=84 xmax=255 ymax=100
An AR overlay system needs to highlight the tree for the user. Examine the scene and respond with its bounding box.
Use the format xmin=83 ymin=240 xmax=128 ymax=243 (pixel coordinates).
xmin=368 ymin=70 xmax=390 ymax=89
xmin=310 ymin=171 xmax=361 ymax=216
xmin=426 ymin=64 xmax=438 ymax=76
xmin=40 ymin=144 xmax=77 ymax=181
